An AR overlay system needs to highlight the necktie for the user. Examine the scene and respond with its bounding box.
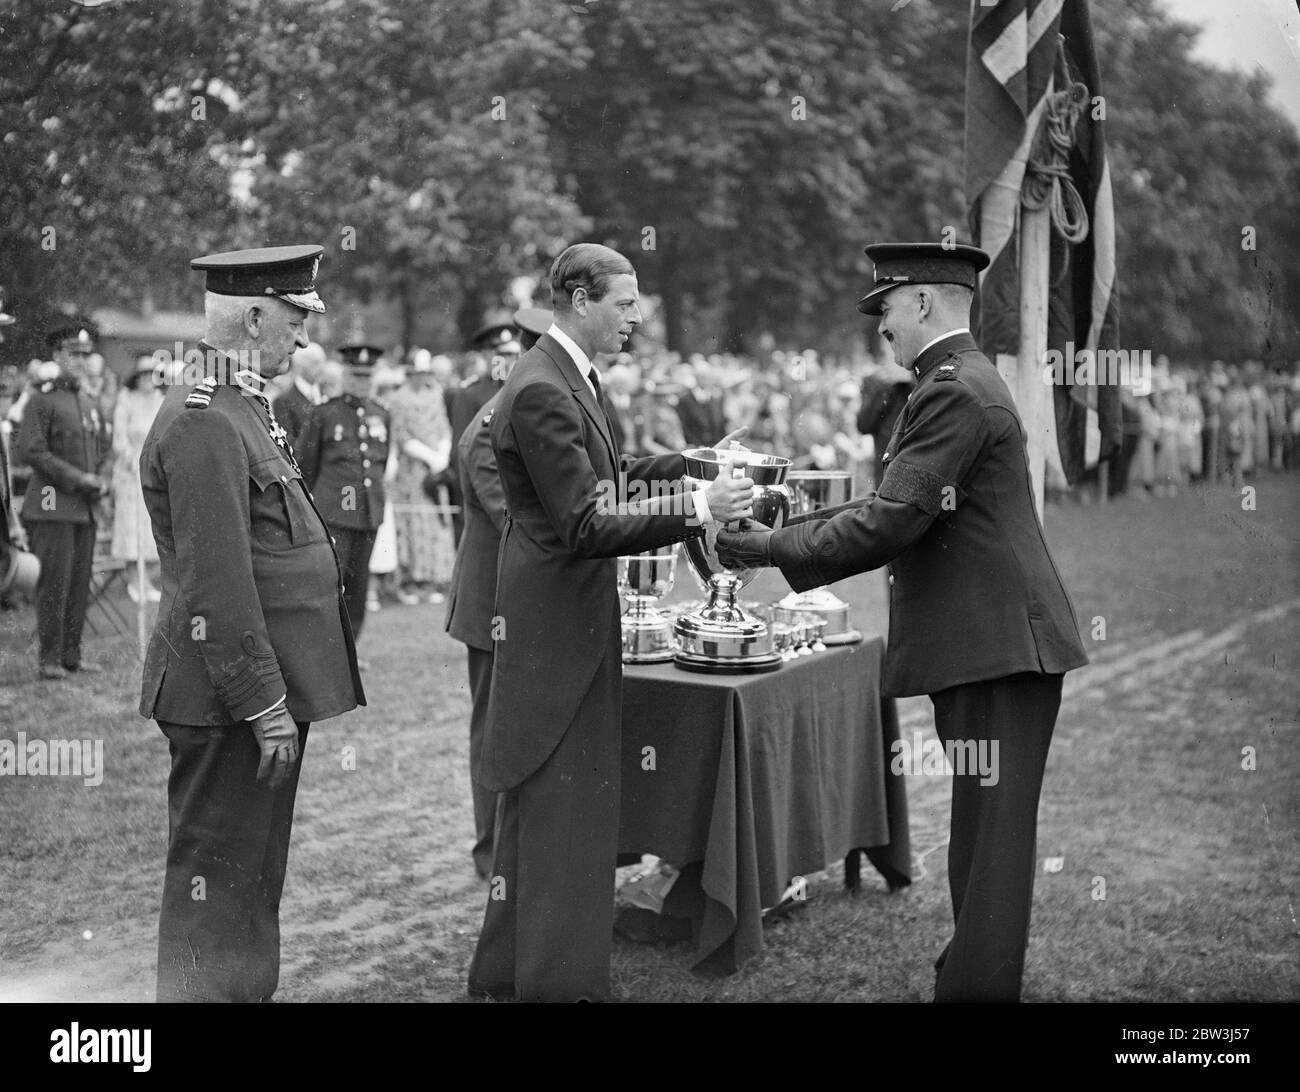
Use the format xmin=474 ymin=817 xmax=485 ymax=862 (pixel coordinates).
xmin=588 ymin=367 xmax=602 ymax=402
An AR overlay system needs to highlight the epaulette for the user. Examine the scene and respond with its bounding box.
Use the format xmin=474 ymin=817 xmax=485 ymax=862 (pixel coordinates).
xmin=933 ymin=356 xmax=963 ymax=382
xmin=185 ymin=377 xmax=220 ymax=408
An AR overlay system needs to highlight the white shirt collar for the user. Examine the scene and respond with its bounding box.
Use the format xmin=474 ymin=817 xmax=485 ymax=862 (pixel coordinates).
xmin=914 ymin=328 xmax=970 ymax=370
xmin=546 ymin=324 xmax=598 ymax=397
xmin=294 ymin=375 xmax=322 ymax=403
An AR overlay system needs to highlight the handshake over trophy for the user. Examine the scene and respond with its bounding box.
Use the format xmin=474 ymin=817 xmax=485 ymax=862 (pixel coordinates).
xmin=618 ymin=446 xmax=863 ymax=672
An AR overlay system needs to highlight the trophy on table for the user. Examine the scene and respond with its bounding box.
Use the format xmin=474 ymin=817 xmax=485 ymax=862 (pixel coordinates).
xmin=674 ymin=446 xmax=792 ymax=673
xmin=618 ymin=549 xmax=678 ymax=663
xmin=774 ymin=469 xmax=863 ymax=644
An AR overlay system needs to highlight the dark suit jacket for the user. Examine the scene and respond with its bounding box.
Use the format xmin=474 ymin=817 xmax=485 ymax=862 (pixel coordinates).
xmin=139 ymin=363 xmax=365 ymax=726
xmin=479 ymin=333 xmax=703 ymax=791
xmin=271 ymin=381 xmax=317 ymax=448
xmin=770 ymin=332 xmax=1088 ymax=698
xmin=295 ymin=394 xmax=390 ymax=531
xmin=444 ymin=393 xmax=506 ymax=651
xmin=17 ymin=380 xmax=110 ymax=524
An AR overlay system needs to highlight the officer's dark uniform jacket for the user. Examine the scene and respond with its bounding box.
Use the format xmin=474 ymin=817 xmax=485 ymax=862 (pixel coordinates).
xmin=17 ymin=376 xmax=109 ymax=525
xmin=138 ymin=348 xmax=365 ymax=726
xmin=444 ymin=395 xmax=506 ymax=652
xmin=770 ymin=331 xmax=1088 ymax=698
xmin=294 ymin=394 xmax=390 ymax=531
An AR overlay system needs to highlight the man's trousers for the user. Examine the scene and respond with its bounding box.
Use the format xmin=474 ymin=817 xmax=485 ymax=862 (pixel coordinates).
xmin=466 ymin=645 xmax=498 ymax=879
xmin=330 ymin=525 xmax=377 ymax=640
xmin=29 ymin=520 xmax=95 ymax=669
xmin=467 ymin=649 xmax=621 ymax=1002
xmin=930 ymin=671 xmax=1063 ymax=1003
xmin=156 ymin=720 xmax=310 ymax=1003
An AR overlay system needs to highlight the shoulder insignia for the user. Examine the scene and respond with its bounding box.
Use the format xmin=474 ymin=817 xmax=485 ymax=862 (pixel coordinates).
xmin=185 ymin=377 xmax=220 ymax=408
xmin=481 ymin=410 xmax=494 ymax=427
xmin=934 ymin=357 xmax=963 ymax=382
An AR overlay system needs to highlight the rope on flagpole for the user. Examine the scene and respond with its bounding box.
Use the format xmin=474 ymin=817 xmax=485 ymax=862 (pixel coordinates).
xmin=1022 ymin=75 xmax=1090 ymax=245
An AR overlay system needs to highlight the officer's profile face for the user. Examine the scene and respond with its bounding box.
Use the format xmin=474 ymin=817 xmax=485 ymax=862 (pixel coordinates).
xmin=876 ymin=287 xmax=927 ymax=369
xmin=245 ymin=299 xmax=310 ymax=376
xmin=574 ymin=273 xmax=642 ymax=357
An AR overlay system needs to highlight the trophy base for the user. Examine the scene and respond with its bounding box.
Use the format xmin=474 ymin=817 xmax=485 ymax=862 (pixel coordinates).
xmin=672 ymin=602 xmax=782 ymax=675
xmin=673 ymin=649 xmax=784 ymax=674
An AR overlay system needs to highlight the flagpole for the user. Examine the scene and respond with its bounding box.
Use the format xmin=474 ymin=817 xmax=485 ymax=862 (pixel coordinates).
xmin=1018 ymin=202 xmax=1051 ymax=520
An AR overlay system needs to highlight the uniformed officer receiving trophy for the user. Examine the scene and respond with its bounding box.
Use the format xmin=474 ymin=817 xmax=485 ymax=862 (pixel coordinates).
xmin=715 ymin=241 xmax=1089 ymax=1002
xmin=17 ymin=322 xmax=111 ymax=680
xmin=140 ymin=244 xmax=364 ymax=1002
xmin=295 ymin=342 xmax=392 ymax=648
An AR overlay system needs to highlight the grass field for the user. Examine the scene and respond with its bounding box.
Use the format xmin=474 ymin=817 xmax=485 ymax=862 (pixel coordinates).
xmin=0 ymin=472 xmax=1296 ymax=1003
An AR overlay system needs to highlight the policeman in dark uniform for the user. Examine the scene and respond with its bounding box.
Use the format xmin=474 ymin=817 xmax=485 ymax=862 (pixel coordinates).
xmin=294 ymin=344 xmax=391 ymax=646
xmin=718 ymin=243 xmax=1089 ymax=1003
xmin=444 ymin=324 xmax=521 ymax=544
xmin=17 ymin=323 xmax=110 ymax=679
xmin=140 ymin=245 xmax=364 ymax=1002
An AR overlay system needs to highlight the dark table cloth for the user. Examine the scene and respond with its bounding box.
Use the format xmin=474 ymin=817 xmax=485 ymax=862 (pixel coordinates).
xmin=619 ymin=636 xmax=911 ymax=973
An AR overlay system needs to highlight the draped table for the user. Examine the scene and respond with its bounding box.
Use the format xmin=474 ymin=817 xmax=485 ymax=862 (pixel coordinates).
xmin=618 ymin=635 xmax=912 ymax=973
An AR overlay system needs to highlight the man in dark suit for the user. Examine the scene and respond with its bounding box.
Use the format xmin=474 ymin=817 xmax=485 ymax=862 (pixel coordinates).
xmin=271 ymin=341 xmax=325 ymax=447
xmin=467 ymin=243 xmax=753 ymax=1002
xmin=294 ymin=344 xmax=391 ymax=645
xmin=444 ymin=385 xmax=513 ymax=879
xmin=140 ymin=245 xmax=364 ymax=1002
xmin=444 ymin=324 xmax=520 ymax=545
xmin=17 ymin=323 xmax=111 ymax=680
xmin=718 ymin=243 xmax=1089 ymax=1003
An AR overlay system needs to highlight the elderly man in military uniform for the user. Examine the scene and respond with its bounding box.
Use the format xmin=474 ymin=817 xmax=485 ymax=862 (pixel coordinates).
xmin=717 ymin=242 xmax=1089 ymax=1003
xmin=139 ymin=245 xmax=364 ymax=1003
xmin=17 ymin=323 xmax=111 ymax=680
xmin=294 ymin=344 xmax=391 ymax=648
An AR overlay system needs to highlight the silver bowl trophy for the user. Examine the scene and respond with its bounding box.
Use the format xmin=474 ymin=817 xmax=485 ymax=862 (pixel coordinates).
xmin=774 ymin=469 xmax=863 ymax=644
xmin=674 ymin=446 xmax=792 ymax=673
xmin=618 ymin=550 xmax=678 ymax=663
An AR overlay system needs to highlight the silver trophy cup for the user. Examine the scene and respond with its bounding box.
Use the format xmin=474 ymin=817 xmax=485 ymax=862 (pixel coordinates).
xmin=674 ymin=447 xmax=791 ymax=673
xmin=618 ymin=550 xmax=678 ymax=663
xmin=774 ymin=469 xmax=863 ymax=644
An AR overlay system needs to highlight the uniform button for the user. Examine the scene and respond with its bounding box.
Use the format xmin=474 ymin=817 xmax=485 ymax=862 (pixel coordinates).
xmin=362 ymin=459 xmax=371 ymax=467
xmin=363 ymin=478 xmax=371 ymax=487
xmin=280 ymin=475 xmax=288 ymax=483
xmin=888 ymin=574 xmax=895 ymax=586
xmin=359 ymin=443 xmax=368 ymax=452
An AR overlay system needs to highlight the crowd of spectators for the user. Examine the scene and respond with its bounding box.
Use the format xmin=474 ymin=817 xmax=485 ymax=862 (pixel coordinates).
xmin=1109 ymin=357 xmax=1300 ymax=498
xmin=3 ymin=340 xmax=1298 ymax=619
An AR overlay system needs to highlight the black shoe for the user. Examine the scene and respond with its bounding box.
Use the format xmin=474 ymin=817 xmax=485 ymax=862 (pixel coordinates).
xmin=64 ymin=660 xmax=103 ymax=674
xmin=39 ymin=664 xmax=69 ymax=681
